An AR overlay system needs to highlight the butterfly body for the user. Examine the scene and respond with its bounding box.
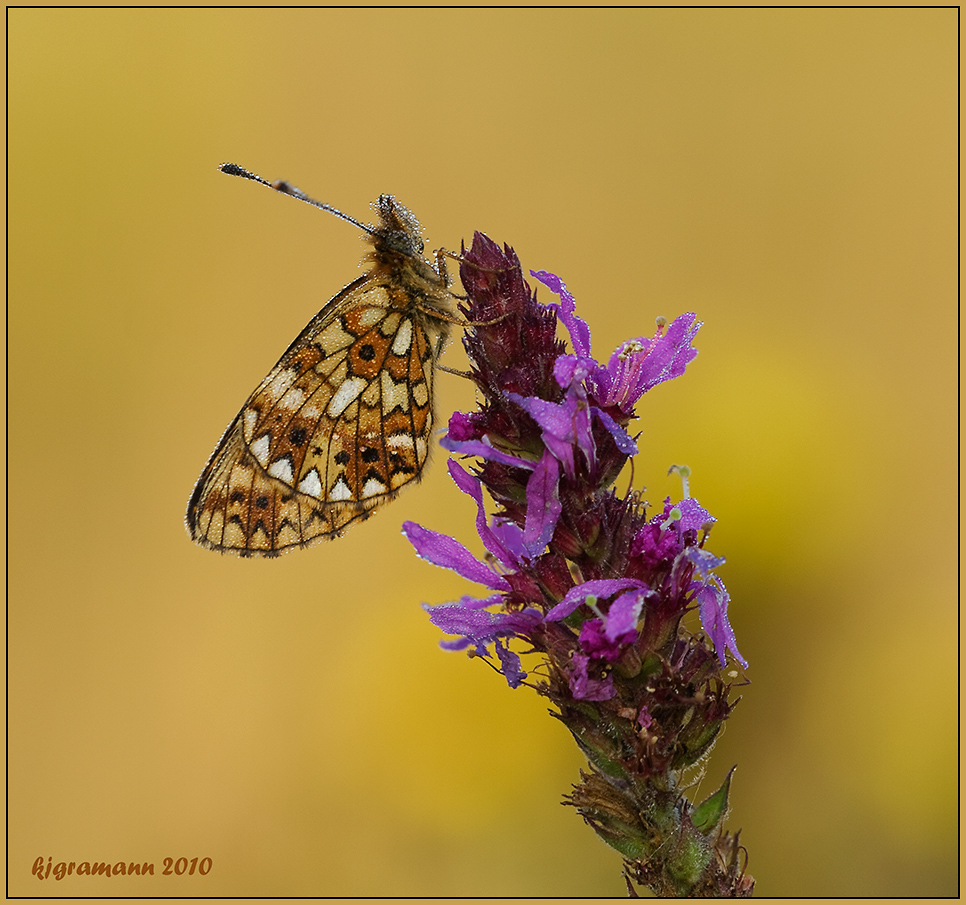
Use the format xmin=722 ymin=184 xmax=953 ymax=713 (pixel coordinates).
xmin=187 ymin=188 xmax=456 ymax=557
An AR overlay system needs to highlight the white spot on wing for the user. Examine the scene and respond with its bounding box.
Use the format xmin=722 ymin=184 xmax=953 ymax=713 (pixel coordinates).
xmin=251 ymin=434 xmax=271 ymax=466
xmin=386 ymin=433 xmax=414 ymax=450
xmin=268 ymin=457 xmax=294 ymax=483
xmin=330 ymin=475 xmax=353 ymax=501
xmin=355 ymin=306 xmax=385 ymax=330
xmin=379 ymin=312 xmax=401 ymax=335
xmin=279 ymin=386 xmax=306 ymax=410
xmin=392 ymin=319 xmax=413 ymax=355
xmin=381 ymin=369 xmax=409 ymax=413
xmin=362 ymin=477 xmax=388 ymax=498
xmin=317 ymin=321 xmax=353 ymax=350
xmin=298 ymin=468 xmax=323 ymax=498
xmin=300 ymin=400 xmax=324 ymax=422
xmin=327 ymin=376 xmax=367 ymax=417
xmin=243 ymin=408 xmax=259 ymax=437
xmin=412 ymin=380 xmax=429 ymax=407
xmin=264 ymin=369 xmax=298 ymax=404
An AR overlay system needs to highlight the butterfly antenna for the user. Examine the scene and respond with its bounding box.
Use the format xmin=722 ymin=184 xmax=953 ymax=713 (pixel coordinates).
xmin=218 ymin=162 xmax=375 ymax=236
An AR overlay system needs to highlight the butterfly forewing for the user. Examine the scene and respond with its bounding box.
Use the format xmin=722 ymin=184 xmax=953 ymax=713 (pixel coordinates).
xmin=187 ymin=191 xmax=454 ymax=556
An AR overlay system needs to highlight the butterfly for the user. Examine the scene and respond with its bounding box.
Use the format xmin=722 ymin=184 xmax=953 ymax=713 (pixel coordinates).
xmin=186 ymin=163 xmax=460 ymax=557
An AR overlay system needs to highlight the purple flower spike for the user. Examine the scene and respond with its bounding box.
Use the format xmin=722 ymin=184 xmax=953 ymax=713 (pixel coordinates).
xmin=406 ymin=233 xmax=752 ymax=896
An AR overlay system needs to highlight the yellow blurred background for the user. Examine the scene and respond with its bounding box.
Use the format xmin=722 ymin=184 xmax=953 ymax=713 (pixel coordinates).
xmin=8 ymin=8 xmax=957 ymax=897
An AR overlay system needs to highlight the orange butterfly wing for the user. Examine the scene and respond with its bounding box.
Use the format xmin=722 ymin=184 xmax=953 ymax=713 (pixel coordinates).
xmin=187 ymin=193 xmax=455 ymax=556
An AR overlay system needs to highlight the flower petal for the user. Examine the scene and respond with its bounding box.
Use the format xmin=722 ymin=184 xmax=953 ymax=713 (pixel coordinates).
xmin=675 ymin=497 xmax=716 ymax=532
xmin=638 ymin=705 xmax=653 ymax=729
xmin=593 ymin=407 xmax=638 ymax=455
xmin=635 ymin=313 xmax=701 ymax=393
xmin=440 ymin=434 xmax=536 ymax=470
xmin=491 ymin=518 xmax=529 ymax=563
xmin=530 ymin=270 xmax=592 ymax=358
xmin=545 ymin=577 xmax=647 ymax=621
xmin=523 ymin=448 xmax=562 ymax=555
xmin=685 ymin=545 xmax=727 ymax=578
xmin=402 ymin=522 xmax=509 ymax=590
xmin=696 ymin=577 xmax=748 ymax=668
xmin=427 ymin=599 xmax=542 ymax=650
xmin=604 ymin=589 xmax=646 ymax=642
xmin=447 ymin=460 xmax=521 ymax=568
xmin=506 ymin=392 xmax=576 ymax=478
xmin=495 ymin=639 xmax=527 ymax=688
xmin=590 ymin=314 xmax=702 ymax=410
xmin=446 ymin=410 xmax=480 ymax=441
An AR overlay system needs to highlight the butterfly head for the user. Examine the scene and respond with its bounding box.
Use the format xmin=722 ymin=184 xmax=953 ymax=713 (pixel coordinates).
xmin=370 ymin=194 xmax=426 ymax=259
xmin=366 ymin=195 xmax=445 ymax=289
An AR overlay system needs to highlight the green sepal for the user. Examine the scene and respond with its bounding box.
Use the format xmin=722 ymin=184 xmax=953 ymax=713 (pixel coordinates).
xmin=692 ymin=765 xmax=735 ymax=835
xmin=568 ymin=726 xmax=628 ymax=783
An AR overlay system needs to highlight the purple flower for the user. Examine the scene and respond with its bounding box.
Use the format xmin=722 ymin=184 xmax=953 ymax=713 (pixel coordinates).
xmin=604 ymin=589 xmax=648 ymax=642
xmin=426 ymin=596 xmax=543 ymax=688
xmin=577 ymin=589 xmax=646 ymax=663
xmin=427 ymin=595 xmax=543 ymax=650
xmin=569 ymin=653 xmax=616 ymax=701
xmin=696 ymin=577 xmax=748 ymax=669
xmin=495 ymin=640 xmax=527 ymax=687
xmin=530 ymin=270 xmax=592 ymax=360
xmin=590 ymin=315 xmax=701 ymax=411
xmin=521 ymin=448 xmax=562 ymax=555
xmin=674 ymin=497 xmax=717 ymax=532
xmin=621 ymin=492 xmax=746 ymax=672
xmin=505 ymin=390 xmax=592 ymax=480
xmin=531 ymin=269 xmax=701 ymax=415
xmin=440 ymin=433 xmax=537 ymax=471
xmin=545 ymin=577 xmax=649 ymax=622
